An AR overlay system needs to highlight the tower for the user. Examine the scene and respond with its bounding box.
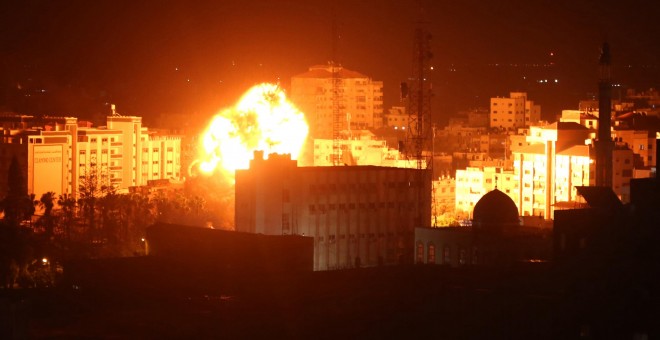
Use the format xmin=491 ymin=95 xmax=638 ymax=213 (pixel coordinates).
xmin=403 ymin=25 xmax=433 ymax=227
xmin=595 ymin=43 xmax=613 ymax=187
xmin=405 ymin=27 xmax=433 ymax=170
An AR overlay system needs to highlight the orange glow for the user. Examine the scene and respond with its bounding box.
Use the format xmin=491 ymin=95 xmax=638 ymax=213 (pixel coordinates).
xmin=196 ymin=83 xmax=308 ymax=177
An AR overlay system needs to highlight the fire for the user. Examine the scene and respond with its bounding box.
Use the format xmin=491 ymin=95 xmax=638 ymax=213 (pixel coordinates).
xmin=196 ymin=83 xmax=308 ymax=177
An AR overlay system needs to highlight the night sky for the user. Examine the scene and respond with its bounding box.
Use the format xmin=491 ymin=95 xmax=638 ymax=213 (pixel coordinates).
xmin=1 ymin=0 xmax=658 ymax=124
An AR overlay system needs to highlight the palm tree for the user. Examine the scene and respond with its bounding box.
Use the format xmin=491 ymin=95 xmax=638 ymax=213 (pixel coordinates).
xmin=38 ymin=192 xmax=56 ymax=237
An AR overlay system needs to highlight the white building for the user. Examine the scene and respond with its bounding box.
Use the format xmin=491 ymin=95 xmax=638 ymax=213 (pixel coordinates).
xmin=235 ymin=152 xmax=431 ymax=271
xmin=0 ymin=115 xmax=182 ymax=200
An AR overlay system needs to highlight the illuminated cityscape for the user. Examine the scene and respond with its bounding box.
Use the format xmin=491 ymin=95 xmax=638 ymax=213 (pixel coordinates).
xmin=1 ymin=1 xmax=659 ymax=338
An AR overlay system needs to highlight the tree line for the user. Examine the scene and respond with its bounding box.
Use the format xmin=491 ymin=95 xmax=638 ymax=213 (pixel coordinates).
xmin=0 ymin=156 xmax=232 ymax=288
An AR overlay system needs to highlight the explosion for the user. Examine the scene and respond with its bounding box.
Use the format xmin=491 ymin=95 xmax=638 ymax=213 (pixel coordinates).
xmin=195 ymin=83 xmax=308 ymax=177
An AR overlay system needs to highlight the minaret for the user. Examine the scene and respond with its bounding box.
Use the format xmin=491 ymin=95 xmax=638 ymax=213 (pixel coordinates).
xmin=595 ymin=42 xmax=613 ymax=187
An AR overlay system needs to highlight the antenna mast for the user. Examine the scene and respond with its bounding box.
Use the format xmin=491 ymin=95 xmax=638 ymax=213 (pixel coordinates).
xmin=403 ymin=15 xmax=433 ymax=228
xmin=406 ymin=26 xmax=433 ymax=170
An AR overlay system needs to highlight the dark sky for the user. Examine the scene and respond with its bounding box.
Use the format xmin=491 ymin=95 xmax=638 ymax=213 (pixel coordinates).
xmin=1 ymin=0 xmax=658 ymax=123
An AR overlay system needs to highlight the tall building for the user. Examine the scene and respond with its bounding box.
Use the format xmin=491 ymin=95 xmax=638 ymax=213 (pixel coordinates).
xmin=235 ymin=152 xmax=431 ymax=271
xmin=291 ymin=64 xmax=384 ymax=139
xmin=490 ymin=92 xmax=541 ymax=130
xmin=0 ymin=115 xmax=182 ymax=200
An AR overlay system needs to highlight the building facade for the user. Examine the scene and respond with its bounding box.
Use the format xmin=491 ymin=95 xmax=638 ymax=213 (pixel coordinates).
xmin=235 ymin=152 xmax=431 ymax=271
xmin=490 ymin=92 xmax=541 ymax=130
xmin=0 ymin=115 xmax=181 ymax=200
xmin=291 ymin=64 xmax=384 ymax=139
xmin=455 ymin=166 xmax=516 ymax=219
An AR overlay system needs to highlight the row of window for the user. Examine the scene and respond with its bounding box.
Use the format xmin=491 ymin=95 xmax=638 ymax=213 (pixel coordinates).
xmin=309 ymin=182 xmax=416 ymax=193
xmin=308 ymin=201 xmax=416 ymax=213
xmin=317 ymin=232 xmax=401 ymax=243
xmin=416 ymin=243 xmax=472 ymax=265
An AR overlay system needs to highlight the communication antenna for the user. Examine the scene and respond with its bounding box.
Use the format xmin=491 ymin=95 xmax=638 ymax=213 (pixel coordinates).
xmin=405 ymin=26 xmax=433 ymax=170
xmin=403 ymin=8 xmax=434 ymax=228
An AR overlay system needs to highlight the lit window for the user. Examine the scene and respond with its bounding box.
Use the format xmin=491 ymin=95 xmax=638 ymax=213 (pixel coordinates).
xmin=428 ymin=244 xmax=436 ymax=264
xmin=416 ymin=243 xmax=424 ymax=263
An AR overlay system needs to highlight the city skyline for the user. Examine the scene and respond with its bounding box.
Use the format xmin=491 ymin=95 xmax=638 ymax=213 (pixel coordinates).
xmin=1 ymin=0 xmax=659 ymax=123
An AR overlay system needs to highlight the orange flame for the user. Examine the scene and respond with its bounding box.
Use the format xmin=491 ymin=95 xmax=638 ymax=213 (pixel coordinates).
xmin=196 ymin=83 xmax=308 ymax=177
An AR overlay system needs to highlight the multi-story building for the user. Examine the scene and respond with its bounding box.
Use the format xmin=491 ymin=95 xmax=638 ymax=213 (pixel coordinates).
xmin=455 ymin=166 xmax=516 ymax=218
xmin=559 ymin=110 xmax=599 ymax=130
xmin=384 ymin=106 xmax=408 ymax=130
xmin=432 ymin=175 xmax=456 ymax=226
xmin=0 ymin=114 xmax=181 ymax=200
xmin=291 ymin=64 xmax=384 ymax=139
xmin=490 ymin=92 xmax=541 ymax=130
xmin=235 ymin=152 xmax=431 ymax=271
xmin=311 ymin=132 xmax=412 ymax=168
xmin=614 ymin=130 xmax=656 ymax=168
xmin=512 ymin=134 xmax=633 ymax=219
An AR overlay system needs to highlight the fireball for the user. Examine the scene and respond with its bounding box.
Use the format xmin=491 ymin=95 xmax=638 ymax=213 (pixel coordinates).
xmin=196 ymin=83 xmax=308 ymax=177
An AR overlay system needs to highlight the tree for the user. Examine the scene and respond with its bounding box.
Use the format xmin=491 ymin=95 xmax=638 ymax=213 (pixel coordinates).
xmin=77 ymin=161 xmax=110 ymax=244
xmin=37 ymin=192 xmax=56 ymax=237
xmin=57 ymin=193 xmax=77 ymax=243
xmin=1 ymin=156 xmax=34 ymax=227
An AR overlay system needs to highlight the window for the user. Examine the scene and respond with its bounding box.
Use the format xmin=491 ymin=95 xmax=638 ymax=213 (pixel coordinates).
xmin=443 ymin=246 xmax=451 ymax=265
xmin=427 ymin=244 xmax=436 ymax=264
xmin=640 ymin=144 xmax=645 ymax=150
xmin=416 ymin=243 xmax=424 ymax=263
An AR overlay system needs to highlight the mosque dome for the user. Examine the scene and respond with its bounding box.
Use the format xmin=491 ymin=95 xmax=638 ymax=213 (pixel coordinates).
xmin=472 ymin=189 xmax=520 ymax=227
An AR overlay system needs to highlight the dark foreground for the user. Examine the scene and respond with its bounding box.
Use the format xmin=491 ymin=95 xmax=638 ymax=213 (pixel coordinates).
xmin=3 ymin=257 xmax=657 ymax=339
